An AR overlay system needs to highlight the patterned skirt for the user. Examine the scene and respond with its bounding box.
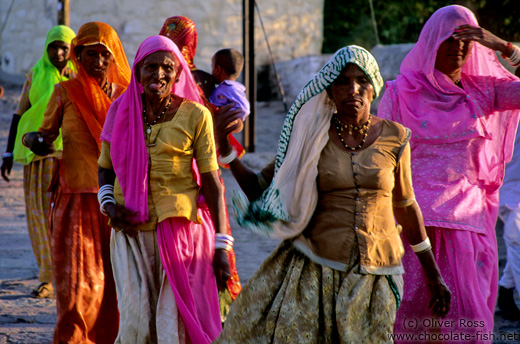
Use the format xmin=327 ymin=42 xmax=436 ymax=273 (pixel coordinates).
xmin=216 ymin=240 xmax=399 ymax=344
xmin=23 ymin=157 xmax=54 ymax=283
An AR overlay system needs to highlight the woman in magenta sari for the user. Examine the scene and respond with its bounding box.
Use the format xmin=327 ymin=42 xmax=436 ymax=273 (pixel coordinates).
xmin=98 ymin=35 xmax=229 ymax=343
xmin=378 ymin=5 xmax=520 ymax=342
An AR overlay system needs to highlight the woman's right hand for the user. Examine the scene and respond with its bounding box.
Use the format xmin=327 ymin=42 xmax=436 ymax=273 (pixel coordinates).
xmin=1 ymin=156 xmax=13 ymax=182
xmin=23 ymin=131 xmax=55 ymax=156
xmin=104 ymin=203 xmax=138 ymax=237
xmin=213 ymin=103 xmax=243 ymax=154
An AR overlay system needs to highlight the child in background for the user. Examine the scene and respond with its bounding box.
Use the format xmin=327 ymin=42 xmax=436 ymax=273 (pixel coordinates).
xmin=209 ymin=48 xmax=250 ymax=133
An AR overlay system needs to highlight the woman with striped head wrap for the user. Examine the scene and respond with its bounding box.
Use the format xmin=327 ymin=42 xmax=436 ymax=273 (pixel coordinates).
xmin=214 ymin=45 xmax=450 ymax=343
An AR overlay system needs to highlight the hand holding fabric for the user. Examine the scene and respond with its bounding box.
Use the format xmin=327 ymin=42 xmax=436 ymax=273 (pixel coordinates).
xmin=105 ymin=203 xmax=138 ymax=237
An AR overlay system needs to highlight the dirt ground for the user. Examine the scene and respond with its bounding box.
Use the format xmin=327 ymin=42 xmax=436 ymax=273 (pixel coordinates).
xmin=0 ymin=83 xmax=519 ymax=343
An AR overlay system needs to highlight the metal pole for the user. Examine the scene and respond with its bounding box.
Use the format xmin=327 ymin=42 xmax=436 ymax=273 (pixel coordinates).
xmin=242 ymin=0 xmax=256 ymax=152
xmin=57 ymin=0 xmax=70 ymax=26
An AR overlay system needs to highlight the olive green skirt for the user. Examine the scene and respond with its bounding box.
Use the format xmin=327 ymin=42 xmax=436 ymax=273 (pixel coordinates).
xmin=216 ymin=240 xmax=399 ymax=344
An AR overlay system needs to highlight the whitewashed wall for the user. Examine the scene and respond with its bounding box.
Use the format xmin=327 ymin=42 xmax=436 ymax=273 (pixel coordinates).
xmin=0 ymin=0 xmax=324 ymax=75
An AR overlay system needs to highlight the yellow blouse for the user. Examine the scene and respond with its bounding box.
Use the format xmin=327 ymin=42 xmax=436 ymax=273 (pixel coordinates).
xmin=98 ymin=99 xmax=219 ymax=231
xmin=261 ymin=120 xmax=414 ymax=274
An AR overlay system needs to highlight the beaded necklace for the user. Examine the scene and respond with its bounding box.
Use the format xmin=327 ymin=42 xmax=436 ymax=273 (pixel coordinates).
xmin=333 ymin=114 xmax=372 ymax=151
xmin=143 ymin=95 xmax=172 ymax=135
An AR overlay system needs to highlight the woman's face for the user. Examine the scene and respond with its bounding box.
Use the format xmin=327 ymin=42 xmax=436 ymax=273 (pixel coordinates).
xmin=78 ymin=43 xmax=114 ymax=79
xmin=329 ymin=64 xmax=374 ymax=118
xmin=435 ymin=35 xmax=472 ymax=75
xmin=47 ymin=40 xmax=70 ymax=70
xmin=138 ymin=51 xmax=180 ymax=99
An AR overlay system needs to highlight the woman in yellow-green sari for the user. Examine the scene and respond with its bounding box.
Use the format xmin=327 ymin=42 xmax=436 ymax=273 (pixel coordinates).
xmin=1 ymin=25 xmax=75 ymax=298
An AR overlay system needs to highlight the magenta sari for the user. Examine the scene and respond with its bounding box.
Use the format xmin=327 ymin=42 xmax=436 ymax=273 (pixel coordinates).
xmin=101 ymin=36 xmax=221 ymax=342
xmin=377 ymin=5 xmax=520 ymax=343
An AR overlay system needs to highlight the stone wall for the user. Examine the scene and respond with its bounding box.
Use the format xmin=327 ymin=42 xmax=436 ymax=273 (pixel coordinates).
xmin=273 ymin=43 xmax=520 ymax=110
xmin=0 ymin=0 xmax=324 ymax=76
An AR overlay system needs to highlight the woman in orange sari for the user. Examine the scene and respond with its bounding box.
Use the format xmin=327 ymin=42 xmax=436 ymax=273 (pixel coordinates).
xmin=160 ymin=16 xmax=243 ymax=320
xmin=23 ymin=22 xmax=130 ymax=343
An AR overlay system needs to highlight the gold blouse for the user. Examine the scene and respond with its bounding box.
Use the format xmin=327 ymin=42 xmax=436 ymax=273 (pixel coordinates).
xmin=261 ymin=119 xmax=414 ymax=274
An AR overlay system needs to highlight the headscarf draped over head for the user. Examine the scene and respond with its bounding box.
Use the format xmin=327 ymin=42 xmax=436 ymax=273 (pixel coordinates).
xmin=62 ymin=22 xmax=131 ymax=152
xmin=13 ymin=25 xmax=76 ymax=165
xmin=233 ymin=45 xmax=383 ymax=239
xmin=159 ymin=16 xmax=198 ymax=70
xmin=394 ymin=5 xmax=519 ymax=145
xmin=101 ymin=35 xmax=204 ymax=223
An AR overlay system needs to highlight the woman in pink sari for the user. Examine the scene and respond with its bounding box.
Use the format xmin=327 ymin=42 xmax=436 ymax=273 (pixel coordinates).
xmin=378 ymin=5 xmax=520 ymax=342
xmin=97 ymin=35 xmax=230 ymax=343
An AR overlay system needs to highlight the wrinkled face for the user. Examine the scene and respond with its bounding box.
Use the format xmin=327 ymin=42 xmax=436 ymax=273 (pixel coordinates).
xmin=138 ymin=51 xmax=181 ymax=99
xmin=435 ymin=35 xmax=472 ymax=75
xmin=328 ymin=63 xmax=374 ymax=117
xmin=78 ymin=43 xmax=114 ymax=79
xmin=47 ymin=40 xmax=71 ymax=70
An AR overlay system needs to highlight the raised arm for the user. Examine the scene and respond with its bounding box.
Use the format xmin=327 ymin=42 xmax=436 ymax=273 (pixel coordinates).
xmin=214 ymin=103 xmax=268 ymax=201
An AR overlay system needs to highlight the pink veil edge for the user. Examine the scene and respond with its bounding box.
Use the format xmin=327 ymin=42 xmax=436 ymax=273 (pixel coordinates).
xmin=393 ymin=5 xmax=519 ymax=146
xmin=101 ymin=35 xmax=205 ymax=223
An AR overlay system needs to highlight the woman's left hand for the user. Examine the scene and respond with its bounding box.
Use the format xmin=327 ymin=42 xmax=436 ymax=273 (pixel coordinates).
xmin=452 ymin=25 xmax=508 ymax=54
xmin=425 ymin=272 xmax=451 ymax=318
xmin=213 ymin=249 xmax=231 ymax=291
xmin=23 ymin=131 xmax=56 ymax=156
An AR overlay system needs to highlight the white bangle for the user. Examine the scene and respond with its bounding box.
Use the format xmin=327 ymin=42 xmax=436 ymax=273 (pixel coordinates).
xmin=411 ymin=237 xmax=432 ymax=254
xmin=215 ymin=241 xmax=233 ymax=251
xmin=219 ymin=149 xmax=237 ymax=165
xmin=507 ymin=45 xmax=520 ymax=67
xmin=215 ymin=233 xmax=234 ymax=251
xmin=100 ymin=198 xmax=115 ymax=216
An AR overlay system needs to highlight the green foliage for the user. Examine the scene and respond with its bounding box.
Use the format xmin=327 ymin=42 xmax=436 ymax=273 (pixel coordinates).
xmin=323 ymin=0 xmax=520 ymax=53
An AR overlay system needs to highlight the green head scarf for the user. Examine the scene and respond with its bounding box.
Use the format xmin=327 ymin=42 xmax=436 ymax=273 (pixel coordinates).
xmin=233 ymin=45 xmax=384 ymax=238
xmin=14 ymin=25 xmax=76 ymax=165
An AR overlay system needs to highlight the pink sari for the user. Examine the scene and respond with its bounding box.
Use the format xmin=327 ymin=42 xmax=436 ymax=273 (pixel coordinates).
xmin=377 ymin=5 xmax=520 ymax=343
xmin=101 ymin=35 xmax=220 ymax=343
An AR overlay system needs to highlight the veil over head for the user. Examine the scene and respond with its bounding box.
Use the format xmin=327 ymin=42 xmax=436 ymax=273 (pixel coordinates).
xmin=394 ymin=5 xmax=518 ymax=144
xmin=101 ymin=35 xmax=203 ymax=223
xmin=159 ymin=16 xmax=198 ymax=70
xmin=233 ymin=45 xmax=384 ymax=239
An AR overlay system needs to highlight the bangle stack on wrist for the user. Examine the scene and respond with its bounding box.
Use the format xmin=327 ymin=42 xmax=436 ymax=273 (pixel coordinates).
xmin=411 ymin=237 xmax=432 ymax=255
xmin=2 ymin=152 xmax=13 ymax=159
xmin=503 ymin=43 xmax=520 ymax=67
xmin=215 ymin=233 xmax=234 ymax=251
xmin=98 ymin=184 xmax=116 ymax=216
xmin=218 ymin=149 xmax=237 ymax=165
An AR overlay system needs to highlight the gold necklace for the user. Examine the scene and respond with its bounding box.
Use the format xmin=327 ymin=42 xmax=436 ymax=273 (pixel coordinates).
xmin=333 ymin=114 xmax=372 ymax=151
xmin=335 ymin=115 xmax=370 ymax=135
xmin=101 ymin=79 xmax=110 ymax=95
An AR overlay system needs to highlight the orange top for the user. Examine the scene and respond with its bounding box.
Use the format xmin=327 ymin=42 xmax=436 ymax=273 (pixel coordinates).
xmin=39 ymin=84 xmax=126 ymax=193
